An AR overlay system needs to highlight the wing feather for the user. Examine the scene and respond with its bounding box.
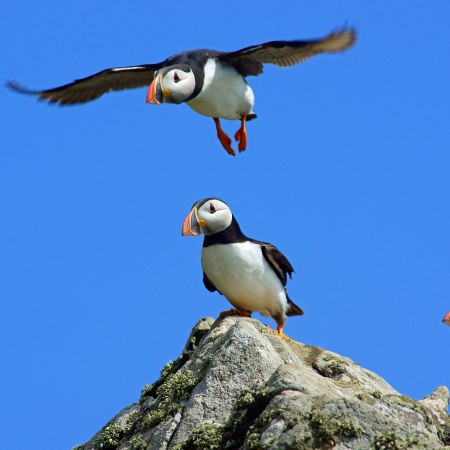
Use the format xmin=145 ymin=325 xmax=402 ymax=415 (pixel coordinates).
xmin=7 ymin=63 xmax=163 ymax=105
xmin=220 ymin=28 xmax=356 ymax=76
xmin=261 ymin=243 xmax=294 ymax=286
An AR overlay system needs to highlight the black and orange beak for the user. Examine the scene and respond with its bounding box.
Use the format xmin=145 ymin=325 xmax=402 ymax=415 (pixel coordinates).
xmin=146 ymin=74 xmax=164 ymax=105
xmin=182 ymin=207 xmax=206 ymax=236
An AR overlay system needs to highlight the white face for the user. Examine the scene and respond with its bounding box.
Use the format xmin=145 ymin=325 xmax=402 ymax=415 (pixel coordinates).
xmin=161 ymin=68 xmax=196 ymax=103
xmin=197 ymin=199 xmax=232 ymax=235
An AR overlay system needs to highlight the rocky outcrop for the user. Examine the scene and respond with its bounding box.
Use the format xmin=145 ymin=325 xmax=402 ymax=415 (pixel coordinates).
xmin=73 ymin=317 xmax=450 ymax=450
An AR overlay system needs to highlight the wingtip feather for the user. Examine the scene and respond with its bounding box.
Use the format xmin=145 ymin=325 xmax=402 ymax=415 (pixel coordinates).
xmin=327 ymin=26 xmax=358 ymax=51
xmin=6 ymin=80 xmax=38 ymax=95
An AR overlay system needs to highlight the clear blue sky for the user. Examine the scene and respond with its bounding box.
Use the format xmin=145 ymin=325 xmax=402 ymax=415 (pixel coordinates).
xmin=1 ymin=2 xmax=449 ymax=449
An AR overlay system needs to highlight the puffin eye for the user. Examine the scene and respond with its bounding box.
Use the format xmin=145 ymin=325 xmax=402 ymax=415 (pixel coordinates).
xmin=209 ymin=203 xmax=216 ymax=213
xmin=174 ymin=72 xmax=180 ymax=83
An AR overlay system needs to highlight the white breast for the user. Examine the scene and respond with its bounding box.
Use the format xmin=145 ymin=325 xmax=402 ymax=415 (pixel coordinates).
xmin=187 ymin=58 xmax=255 ymax=120
xmin=201 ymin=242 xmax=287 ymax=317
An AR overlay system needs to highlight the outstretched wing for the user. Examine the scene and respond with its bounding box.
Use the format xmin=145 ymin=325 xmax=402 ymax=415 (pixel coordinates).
xmin=219 ymin=28 xmax=356 ymax=76
xmin=261 ymin=243 xmax=294 ymax=286
xmin=7 ymin=63 xmax=164 ymax=105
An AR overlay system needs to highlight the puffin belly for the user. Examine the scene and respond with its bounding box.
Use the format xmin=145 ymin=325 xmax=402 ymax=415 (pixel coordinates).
xmin=187 ymin=58 xmax=255 ymax=120
xmin=201 ymin=242 xmax=287 ymax=315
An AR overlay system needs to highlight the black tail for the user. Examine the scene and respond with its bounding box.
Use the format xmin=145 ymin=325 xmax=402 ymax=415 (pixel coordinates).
xmin=286 ymin=297 xmax=304 ymax=316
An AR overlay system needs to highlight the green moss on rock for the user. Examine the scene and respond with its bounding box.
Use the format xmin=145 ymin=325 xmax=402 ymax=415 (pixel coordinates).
xmin=139 ymin=370 xmax=198 ymax=431
xmin=140 ymin=408 xmax=166 ymax=430
xmin=138 ymin=359 xmax=179 ymax=402
xmin=220 ymin=385 xmax=275 ymax=449
xmin=314 ymin=355 xmax=346 ymax=378
xmin=235 ymin=387 xmax=257 ymax=410
xmin=372 ymin=390 xmax=383 ymax=399
xmin=373 ymin=430 xmax=421 ymax=450
xmin=140 ymin=401 xmax=180 ymax=430
xmin=356 ymin=392 xmax=375 ymax=404
xmin=130 ymin=435 xmax=147 ymax=450
xmin=139 ymin=384 xmax=153 ymax=403
xmin=244 ymin=431 xmax=266 ymax=450
xmin=309 ymin=411 xmax=361 ymax=449
xmin=244 ymin=408 xmax=286 ymax=450
xmin=160 ymin=360 xmax=175 ymax=378
xmin=156 ymin=369 xmax=197 ymax=403
xmin=173 ymin=423 xmax=224 ymax=450
xmin=437 ymin=416 xmax=450 ymax=446
xmin=93 ymin=412 xmax=138 ymax=450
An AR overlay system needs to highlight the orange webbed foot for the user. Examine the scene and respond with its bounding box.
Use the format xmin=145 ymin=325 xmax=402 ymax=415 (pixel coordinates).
xmin=234 ymin=115 xmax=247 ymax=152
xmin=265 ymin=324 xmax=286 ymax=340
xmin=218 ymin=131 xmax=235 ymax=156
xmin=213 ymin=117 xmax=235 ymax=156
xmin=220 ymin=308 xmax=252 ymax=319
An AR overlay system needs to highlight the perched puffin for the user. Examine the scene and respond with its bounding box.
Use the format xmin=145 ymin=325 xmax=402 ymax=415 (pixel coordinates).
xmin=443 ymin=311 xmax=450 ymax=327
xmin=181 ymin=198 xmax=303 ymax=338
xmin=8 ymin=28 xmax=356 ymax=155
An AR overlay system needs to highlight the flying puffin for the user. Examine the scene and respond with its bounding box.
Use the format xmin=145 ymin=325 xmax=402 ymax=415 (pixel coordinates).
xmin=181 ymin=198 xmax=303 ymax=338
xmin=8 ymin=28 xmax=356 ymax=156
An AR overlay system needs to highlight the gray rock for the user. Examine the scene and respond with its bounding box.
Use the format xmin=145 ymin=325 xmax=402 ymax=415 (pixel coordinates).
xmin=72 ymin=316 xmax=450 ymax=450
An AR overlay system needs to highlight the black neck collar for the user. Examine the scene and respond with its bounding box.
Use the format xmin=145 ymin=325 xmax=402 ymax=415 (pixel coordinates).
xmin=203 ymin=216 xmax=248 ymax=247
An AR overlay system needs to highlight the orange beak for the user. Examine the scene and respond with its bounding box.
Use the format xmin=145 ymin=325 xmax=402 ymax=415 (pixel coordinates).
xmin=146 ymin=75 xmax=162 ymax=105
xmin=182 ymin=210 xmax=200 ymax=236
xmin=182 ymin=207 xmax=206 ymax=236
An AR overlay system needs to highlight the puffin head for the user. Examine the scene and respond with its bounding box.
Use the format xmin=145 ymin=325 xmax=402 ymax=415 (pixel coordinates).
xmin=182 ymin=198 xmax=232 ymax=236
xmin=146 ymin=64 xmax=196 ymax=105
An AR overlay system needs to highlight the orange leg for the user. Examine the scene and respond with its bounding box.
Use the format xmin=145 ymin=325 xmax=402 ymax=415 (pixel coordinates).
xmin=266 ymin=323 xmax=286 ymax=340
xmin=233 ymin=115 xmax=247 ymax=152
xmin=213 ymin=117 xmax=235 ymax=156
xmin=220 ymin=308 xmax=252 ymax=319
